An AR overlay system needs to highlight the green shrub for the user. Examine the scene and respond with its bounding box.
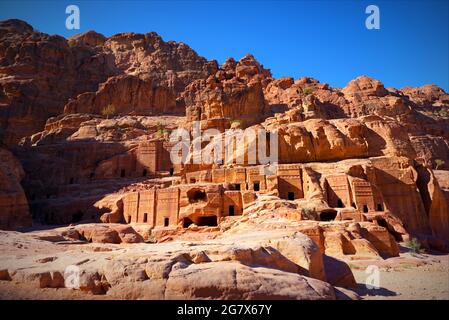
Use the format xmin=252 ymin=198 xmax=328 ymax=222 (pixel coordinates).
xmin=407 ymin=237 xmax=425 ymax=254
xmin=435 ymin=159 xmax=445 ymax=170
xmin=101 ymin=104 xmax=116 ymax=119
xmin=303 ymin=88 xmax=313 ymax=96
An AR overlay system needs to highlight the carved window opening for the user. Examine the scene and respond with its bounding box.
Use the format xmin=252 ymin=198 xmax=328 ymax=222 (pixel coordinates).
xmin=197 ymin=215 xmax=218 ymax=227
xmin=288 ymin=192 xmax=295 ymax=200
xmin=253 ymin=182 xmax=260 ymax=191
xmin=229 ymin=205 xmax=235 ymax=216
xmin=320 ymin=210 xmax=337 ymax=221
xmin=188 ymin=189 xmax=207 ymax=203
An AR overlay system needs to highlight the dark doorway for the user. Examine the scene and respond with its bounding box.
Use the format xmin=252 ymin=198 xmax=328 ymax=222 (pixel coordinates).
xmin=363 ymin=205 xmax=369 ymax=213
xmin=69 ymin=177 xmax=74 ymax=185
xmin=188 ymin=189 xmax=207 ymax=203
xmin=169 ymin=168 xmax=174 ymax=176
xmin=183 ymin=218 xmax=193 ymax=228
xmin=197 ymin=216 xmax=218 ymax=227
xmin=288 ymin=192 xmax=295 ymax=200
xmin=377 ymin=203 xmax=384 ymax=211
xmin=229 ymin=205 xmax=235 ymax=216
xmin=320 ymin=210 xmax=337 ymax=221
xmin=164 ymin=217 xmax=169 ymax=227
xmin=90 ymin=172 xmax=95 ymax=179
xmin=337 ymin=198 xmax=344 ymax=208
xmin=143 ymin=213 xmax=148 ymax=223
xmin=126 ymin=215 xmax=131 ymax=223
xmin=142 ymin=169 xmax=147 ymax=177
xmin=234 ymin=184 xmax=241 ymax=191
xmin=121 ymin=169 xmax=126 ymax=177
xmin=253 ymin=182 xmax=260 ymax=191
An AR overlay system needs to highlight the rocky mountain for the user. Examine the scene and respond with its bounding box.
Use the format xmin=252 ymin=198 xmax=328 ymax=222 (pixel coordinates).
xmin=0 ymin=19 xmax=448 ymax=300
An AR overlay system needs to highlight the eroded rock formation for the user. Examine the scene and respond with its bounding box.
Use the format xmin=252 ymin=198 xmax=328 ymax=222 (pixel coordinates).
xmin=0 ymin=19 xmax=448 ymax=299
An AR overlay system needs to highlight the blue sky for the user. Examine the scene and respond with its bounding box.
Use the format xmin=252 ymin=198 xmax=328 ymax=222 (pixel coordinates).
xmin=0 ymin=0 xmax=448 ymax=91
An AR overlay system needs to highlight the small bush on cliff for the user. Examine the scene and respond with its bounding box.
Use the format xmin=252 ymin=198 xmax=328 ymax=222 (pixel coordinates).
xmin=156 ymin=122 xmax=166 ymax=137
xmin=303 ymin=88 xmax=313 ymax=96
xmin=407 ymin=237 xmax=425 ymax=254
xmin=435 ymin=159 xmax=445 ymax=170
xmin=101 ymin=104 xmax=116 ymax=119
xmin=230 ymin=119 xmax=242 ymax=127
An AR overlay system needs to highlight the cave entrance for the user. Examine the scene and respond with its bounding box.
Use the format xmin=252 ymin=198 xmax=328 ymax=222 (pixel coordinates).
xmin=320 ymin=210 xmax=337 ymax=221
xmin=229 ymin=205 xmax=235 ymax=216
xmin=188 ymin=189 xmax=207 ymax=203
xmin=253 ymin=182 xmax=260 ymax=191
xmin=288 ymin=192 xmax=295 ymax=200
xmin=377 ymin=218 xmax=403 ymax=241
xmin=183 ymin=218 xmax=194 ymax=228
xmin=197 ymin=215 xmax=218 ymax=227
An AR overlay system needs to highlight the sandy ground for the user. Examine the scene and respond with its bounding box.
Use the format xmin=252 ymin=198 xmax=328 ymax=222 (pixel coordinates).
xmin=350 ymin=253 xmax=449 ymax=300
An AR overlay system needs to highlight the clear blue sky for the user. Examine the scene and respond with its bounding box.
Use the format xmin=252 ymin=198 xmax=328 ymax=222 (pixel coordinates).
xmin=1 ymin=0 xmax=448 ymax=91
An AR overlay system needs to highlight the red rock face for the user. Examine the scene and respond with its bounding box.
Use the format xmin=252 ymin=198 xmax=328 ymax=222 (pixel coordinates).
xmin=0 ymin=19 xmax=448 ymax=254
xmin=183 ymin=55 xmax=272 ymax=130
xmin=0 ymin=147 xmax=31 ymax=229
xmin=0 ymin=19 xmax=216 ymax=146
